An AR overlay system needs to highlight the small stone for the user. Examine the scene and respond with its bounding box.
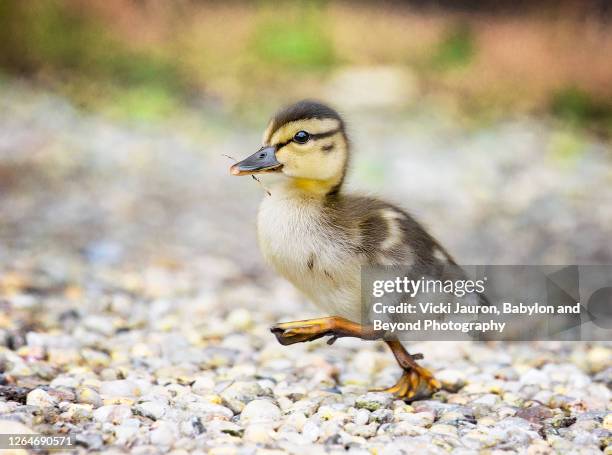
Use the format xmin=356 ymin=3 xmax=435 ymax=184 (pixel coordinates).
xmin=345 ymin=422 xmax=377 ymax=438
xmin=586 ymin=346 xmax=611 ymax=373
xmin=396 ymin=411 xmax=434 ymax=427
xmin=185 ymin=402 xmax=233 ymax=421
xmin=93 ymin=404 xmax=132 ymax=424
xmin=353 ymin=408 xmax=370 ymax=425
xmin=100 ymin=380 xmax=140 ymax=399
xmin=150 ymin=421 xmax=175 ymax=447
xmin=47 ymin=348 xmax=81 ymax=365
xmin=50 ymin=375 xmax=79 ymax=389
xmin=243 ymin=424 xmax=274 ymax=443
xmin=355 ymin=392 xmax=392 ymax=411
xmin=26 ymin=388 xmax=58 ymax=408
xmin=371 ymin=408 xmax=393 ymax=423
xmin=437 ymin=369 xmax=467 ymax=392
xmin=551 ymin=414 xmax=576 ymax=429
xmin=240 ymin=399 xmax=281 ymax=424
xmin=82 ymin=315 xmax=115 ymax=336
xmin=204 ymin=420 xmax=243 ymax=437
xmin=392 ymin=422 xmax=428 ymax=437
xmin=430 ymin=423 xmax=458 ymax=436
xmin=220 ymin=381 xmax=264 ymax=413
xmin=351 ymin=351 xmax=380 ymax=376
xmin=191 ymin=377 xmax=215 ymax=395
xmin=301 ymin=421 xmax=320 ymax=442
xmin=74 ymin=432 xmax=104 ymax=450
xmin=520 ymin=369 xmax=549 ymax=386
xmin=503 ymin=392 xmax=523 ymax=406
xmin=115 ymin=422 xmax=140 ymax=443
xmin=63 ymin=403 xmax=93 ymax=422
xmin=604 ymin=414 xmax=612 ymax=431
xmin=226 ymin=308 xmax=252 ymax=330
xmin=471 ymin=394 xmax=500 ymax=408
xmin=516 ymin=405 xmax=553 ymax=424
xmin=0 ymin=420 xmax=35 ymax=434
xmin=77 ymin=387 xmax=103 ymax=408
xmin=527 ymin=441 xmax=554 ymax=455
xmin=134 ymin=400 xmax=168 ymax=420
xmin=81 ymin=349 xmax=111 ymax=368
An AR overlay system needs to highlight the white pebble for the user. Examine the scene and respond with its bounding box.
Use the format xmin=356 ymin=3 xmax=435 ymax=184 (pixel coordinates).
xmin=93 ymin=405 xmax=132 ymax=424
xmin=301 ymin=421 xmax=320 ymax=442
xmin=100 ymin=380 xmax=140 ymax=398
xmin=26 ymin=389 xmax=58 ymax=408
xmin=240 ymin=399 xmax=281 ymax=424
xmin=134 ymin=401 xmax=168 ymax=420
xmin=150 ymin=422 xmax=175 ymax=447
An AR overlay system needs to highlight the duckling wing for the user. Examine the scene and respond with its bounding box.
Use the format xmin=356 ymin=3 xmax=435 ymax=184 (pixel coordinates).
xmin=324 ymin=194 xmax=455 ymax=269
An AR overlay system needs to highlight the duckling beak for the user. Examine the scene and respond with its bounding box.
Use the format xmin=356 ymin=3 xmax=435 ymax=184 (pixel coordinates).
xmin=230 ymin=146 xmax=282 ymax=176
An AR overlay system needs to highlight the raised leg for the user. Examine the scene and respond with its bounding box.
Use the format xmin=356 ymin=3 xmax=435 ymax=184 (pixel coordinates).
xmin=270 ymin=316 xmax=382 ymax=345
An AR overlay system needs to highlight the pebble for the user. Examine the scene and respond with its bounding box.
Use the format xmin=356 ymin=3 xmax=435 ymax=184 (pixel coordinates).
xmin=115 ymin=422 xmax=140 ymax=443
xmin=355 ymin=393 xmax=393 ymax=411
xmin=191 ymin=376 xmax=215 ymax=395
xmin=430 ymin=423 xmax=458 ymax=436
xmin=93 ymin=404 xmax=132 ymax=424
xmin=100 ymin=380 xmax=141 ymax=399
xmin=437 ymin=369 xmax=467 ymax=392
xmin=226 ymin=309 xmax=252 ymax=330
xmin=26 ymin=388 xmax=58 ymax=408
xmin=301 ymin=421 xmax=320 ymax=442
xmin=345 ymin=422 xmax=378 ymax=438
xmin=134 ymin=400 xmax=168 ymax=420
xmin=471 ymin=394 xmax=501 ymax=408
xmin=77 ymin=387 xmax=103 ymax=407
xmin=63 ymin=403 xmax=93 ymax=422
xmin=353 ymin=408 xmax=370 ymax=425
xmin=150 ymin=421 xmax=176 ymax=447
xmin=240 ymin=400 xmax=281 ymax=424
xmin=396 ymin=411 xmax=435 ymax=427
xmin=243 ymin=424 xmax=274 ymax=444
xmin=220 ymin=381 xmax=264 ymax=413
xmin=516 ymin=405 xmax=553 ymax=423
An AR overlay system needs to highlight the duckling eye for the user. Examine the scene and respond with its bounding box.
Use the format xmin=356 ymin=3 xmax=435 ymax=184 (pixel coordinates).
xmin=293 ymin=131 xmax=310 ymax=144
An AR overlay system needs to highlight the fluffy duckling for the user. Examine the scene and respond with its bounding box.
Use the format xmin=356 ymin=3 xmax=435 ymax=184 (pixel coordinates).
xmin=230 ymin=100 xmax=451 ymax=400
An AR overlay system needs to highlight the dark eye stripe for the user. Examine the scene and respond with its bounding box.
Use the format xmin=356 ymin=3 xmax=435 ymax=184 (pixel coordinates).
xmin=309 ymin=128 xmax=341 ymax=140
xmin=273 ymin=128 xmax=341 ymax=151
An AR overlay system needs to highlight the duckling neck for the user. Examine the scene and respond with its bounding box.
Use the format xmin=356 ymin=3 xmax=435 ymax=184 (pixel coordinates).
xmin=259 ymin=173 xmax=344 ymax=201
xmin=290 ymin=178 xmax=341 ymax=198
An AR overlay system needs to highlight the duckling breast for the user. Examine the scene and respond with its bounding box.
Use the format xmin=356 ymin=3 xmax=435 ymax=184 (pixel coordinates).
xmin=257 ymin=193 xmax=364 ymax=321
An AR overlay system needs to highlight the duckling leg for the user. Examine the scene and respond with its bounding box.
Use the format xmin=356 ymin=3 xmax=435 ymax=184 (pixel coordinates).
xmin=374 ymin=339 xmax=441 ymax=402
xmin=271 ymin=319 xmax=440 ymax=401
xmin=270 ymin=317 xmax=381 ymax=346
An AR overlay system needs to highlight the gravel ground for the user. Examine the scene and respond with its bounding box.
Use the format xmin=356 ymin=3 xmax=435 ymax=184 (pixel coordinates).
xmin=0 ymin=82 xmax=611 ymax=453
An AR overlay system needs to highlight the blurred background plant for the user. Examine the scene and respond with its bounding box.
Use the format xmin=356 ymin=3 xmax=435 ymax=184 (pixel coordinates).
xmin=1 ymin=0 xmax=611 ymax=133
xmin=1 ymin=0 xmax=611 ymax=268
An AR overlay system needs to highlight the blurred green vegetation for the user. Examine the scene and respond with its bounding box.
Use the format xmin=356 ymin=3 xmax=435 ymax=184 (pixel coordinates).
xmin=0 ymin=0 xmax=611 ymax=134
xmin=0 ymin=0 xmax=186 ymax=119
xmin=251 ymin=7 xmax=336 ymax=70
xmin=547 ymin=129 xmax=587 ymax=167
xmin=429 ymin=24 xmax=475 ymax=71
xmin=551 ymin=86 xmax=612 ymax=130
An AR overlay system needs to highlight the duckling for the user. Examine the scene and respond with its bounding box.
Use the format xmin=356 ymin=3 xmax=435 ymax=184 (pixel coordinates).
xmin=230 ymin=100 xmax=454 ymax=401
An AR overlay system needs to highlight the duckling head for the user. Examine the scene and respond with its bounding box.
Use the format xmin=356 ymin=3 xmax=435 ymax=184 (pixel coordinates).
xmin=230 ymin=100 xmax=349 ymax=196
